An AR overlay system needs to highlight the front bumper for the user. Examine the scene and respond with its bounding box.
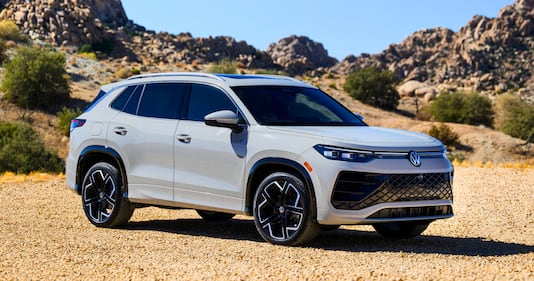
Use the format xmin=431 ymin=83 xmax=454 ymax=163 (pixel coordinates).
xmin=299 ymin=147 xmax=454 ymax=225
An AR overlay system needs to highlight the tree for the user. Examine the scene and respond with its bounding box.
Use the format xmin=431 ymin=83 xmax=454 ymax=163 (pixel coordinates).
xmin=1 ymin=45 xmax=70 ymax=110
xmin=343 ymin=66 xmax=400 ymax=111
xmin=427 ymin=91 xmax=494 ymax=127
xmin=494 ymin=94 xmax=534 ymax=141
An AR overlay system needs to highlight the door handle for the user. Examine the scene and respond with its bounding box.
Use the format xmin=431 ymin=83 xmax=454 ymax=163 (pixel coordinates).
xmin=177 ymin=134 xmax=191 ymax=143
xmin=113 ymin=127 xmax=128 ymax=136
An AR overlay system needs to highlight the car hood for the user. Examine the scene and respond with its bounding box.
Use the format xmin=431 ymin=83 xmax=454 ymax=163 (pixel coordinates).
xmin=269 ymin=126 xmax=444 ymax=151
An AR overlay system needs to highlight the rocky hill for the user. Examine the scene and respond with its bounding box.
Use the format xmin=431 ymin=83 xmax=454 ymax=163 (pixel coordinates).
xmin=333 ymin=0 xmax=534 ymax=99
xmin=1 ymin=0 xmax=532 ymax=98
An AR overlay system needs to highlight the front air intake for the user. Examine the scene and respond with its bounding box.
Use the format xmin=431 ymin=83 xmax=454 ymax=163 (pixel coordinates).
xmin=331 ymin=172 xmax=453 ymax=210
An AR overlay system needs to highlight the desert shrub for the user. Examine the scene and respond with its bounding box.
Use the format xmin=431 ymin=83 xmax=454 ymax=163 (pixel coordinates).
xmin=494 ymin=94 xmax=534 ymax=141
xmin=0 ymin=39 xmax=6 ymax=63
xmin=77 ymin=40 xmax=114 ymax=59
xmin=76 ymin=51 xmax=97 ymax=60
xmin=343 ymin=66 xmax=400 ymax=111
xmin=0 ymin=20 xmax=22 ymax=41
xmin=447 ymin=151 xmax=466 ymax=163
xmin=78 ymin=44 xmax=92 ymax=53
xmin=0 ymin=122 xmax=64 ymax=174
xmin=113 ymin=67 xmax=141 ymax=80
xmin=207 ymin=58 xmax=238 ymax=74
xmin=428 ymin=123 xmax=459 ymax=146
xmin=426 ymin=91 xmax=493 ymax=127
xmin=77 ymin=45 xmax=98 ymax=60
xmin=114 ymin=68 xmax=132 ymax=79
xmin=57 ymin=107 xmax=82 ymax=136
xmin=1 ymin=46 xmax=70 ymax=110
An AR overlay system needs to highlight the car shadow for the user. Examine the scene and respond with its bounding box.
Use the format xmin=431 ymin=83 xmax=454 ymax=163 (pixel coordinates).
xmin=124 ymin=218 xmax=533 ymax=257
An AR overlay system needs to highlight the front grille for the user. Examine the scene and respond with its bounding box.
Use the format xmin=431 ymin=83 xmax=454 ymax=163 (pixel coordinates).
xmin=368 ymin=205 xmax=453 ymax=219
xmin=331 ymin=172 xmax=453 ymax=210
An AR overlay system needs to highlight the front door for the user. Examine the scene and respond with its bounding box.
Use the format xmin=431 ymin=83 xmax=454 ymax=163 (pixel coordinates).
xmin=173 ymin=83 xmax=247 ymax=212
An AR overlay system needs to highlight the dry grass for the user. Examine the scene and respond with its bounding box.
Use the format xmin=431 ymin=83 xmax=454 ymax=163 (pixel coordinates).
xmin=0 ymin=172 xmax=65 ymax=183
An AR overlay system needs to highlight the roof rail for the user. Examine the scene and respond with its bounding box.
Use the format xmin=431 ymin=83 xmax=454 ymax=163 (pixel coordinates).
xmin=214 ymin=73 xmax=304 ymax=83
xmin=249 ymin=74 xmax=303 ymax=83
xmin=126 ymin=72 xmax=224 ymax=81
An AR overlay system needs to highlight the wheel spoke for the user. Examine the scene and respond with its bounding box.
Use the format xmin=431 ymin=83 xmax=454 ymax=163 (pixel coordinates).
xmin=259 ymin=213 xmax=281 ymax=229
xmin=260 ymin=189 xmax=278 ymax=209
xmin=284 ymin=205 xmax=304 ymax=216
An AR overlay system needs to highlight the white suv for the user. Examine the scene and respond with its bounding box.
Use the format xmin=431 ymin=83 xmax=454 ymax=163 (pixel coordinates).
xmin=66 ymin=73 xmax=453 ymax=245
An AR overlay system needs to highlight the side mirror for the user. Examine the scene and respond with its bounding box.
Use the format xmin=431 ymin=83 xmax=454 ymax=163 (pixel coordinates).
xmin=204 ymin=110 xmax=244 ymax=133
xmin=354 ymin=112 xmax=364 ymax=121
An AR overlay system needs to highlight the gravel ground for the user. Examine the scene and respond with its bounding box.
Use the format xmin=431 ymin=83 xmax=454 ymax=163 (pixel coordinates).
xmin=0 ymin=167 xmax=533 ymax=280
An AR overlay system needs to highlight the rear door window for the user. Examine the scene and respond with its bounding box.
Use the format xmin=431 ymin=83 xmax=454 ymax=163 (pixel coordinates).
xmin=137 ymin=83 xmax=188 ymax=119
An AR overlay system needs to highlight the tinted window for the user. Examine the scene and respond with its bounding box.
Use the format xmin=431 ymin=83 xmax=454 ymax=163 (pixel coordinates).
xmin=187 ymin=84 xmax=236 ymax=121
xmin=137 ymin=83 xmax=188 ymax=119
xmin=123 ymin=85 xmax=143 ymax=115
xmin=110 ymin=85 xmax=137 ymax=111
xmin=232 ymin=86 xmax=366 ymax=126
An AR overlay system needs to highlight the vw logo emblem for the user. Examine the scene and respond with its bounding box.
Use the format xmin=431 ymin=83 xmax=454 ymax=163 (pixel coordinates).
xmin=409 ymin=151 xmax=422 ymax=167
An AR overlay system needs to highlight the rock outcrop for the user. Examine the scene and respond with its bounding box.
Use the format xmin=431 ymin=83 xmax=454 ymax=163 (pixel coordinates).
xmin=0 ymin=0 xmax=532 ymax=95
xmin=0 ymin=0 xmax=128 ymax=45
xmin=0 ymin=0 xmax=274 ymax=68
xmin=266 ymin=35 xmax=337 ymax=75
xmin=333 ymin=0 xmax=534 ymax=96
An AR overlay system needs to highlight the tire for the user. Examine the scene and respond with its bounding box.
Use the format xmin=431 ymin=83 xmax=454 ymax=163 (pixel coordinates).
xmin=372 ymin=221 xmax=430 ymax=238
xmin=196 ymin=210 xmax=235 ymax=221
xmin=81 ymin=162 xmax=133 ymax=227
xmin=253 ymin=172 xmax=319 ymax=246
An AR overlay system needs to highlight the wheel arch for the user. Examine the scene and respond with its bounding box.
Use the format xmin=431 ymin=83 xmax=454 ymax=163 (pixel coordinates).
xmin=244 ymin=158 xmax=316 ymax=217
xmin=75 ymin=145 xmax=127 ymax=195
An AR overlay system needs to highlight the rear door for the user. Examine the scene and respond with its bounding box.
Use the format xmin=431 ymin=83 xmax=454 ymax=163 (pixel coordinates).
xmin=107 ymin=83 xmax=187 ymax=201
xmin=173 ymin=83 xmax=248 ymax=211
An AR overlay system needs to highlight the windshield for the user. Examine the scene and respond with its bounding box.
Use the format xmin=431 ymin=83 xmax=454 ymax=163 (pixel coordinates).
xmin=232 ymin=86 xmax=366 ymax=126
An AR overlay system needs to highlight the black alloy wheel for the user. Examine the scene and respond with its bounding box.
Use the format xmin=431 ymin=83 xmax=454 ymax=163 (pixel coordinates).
xmin=253 ymin=172 xmax=319 ymax=246
xmin=81 ymin=162 xmax=133 ymax=227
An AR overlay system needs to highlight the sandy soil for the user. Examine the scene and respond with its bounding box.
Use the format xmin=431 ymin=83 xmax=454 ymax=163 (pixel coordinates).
xmin=0 ymin=167 xmax=533 ymax=280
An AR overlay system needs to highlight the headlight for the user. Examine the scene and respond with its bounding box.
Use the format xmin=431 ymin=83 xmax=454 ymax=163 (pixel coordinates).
xmin=314 ymin=145 xmax=375 ymax=163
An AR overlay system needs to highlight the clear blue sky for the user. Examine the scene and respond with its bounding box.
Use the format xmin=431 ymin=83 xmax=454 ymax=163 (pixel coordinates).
xmin=121 ymin=0 xmax=514 ymax=60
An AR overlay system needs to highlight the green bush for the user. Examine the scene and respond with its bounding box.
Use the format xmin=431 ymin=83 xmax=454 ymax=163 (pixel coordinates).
xmin=77 ymin=40 xmax=114 ymax=59
xmin=343 ymin=66 xmax=400 ymax=111
xmin=0 ymin=122 xmax=64 ymax=174
xmin=0 ymin=39 xmax=6 ymax=63
xmin=426 ymin=91 xmax=494 ymax=127
xmin=207 ymin=58 xmax=238 ymax=74
xmin=0 ymin=20 xmax=22 ymax=41
xmin=1 ymin=46 xmax=70 ymax=110
xmin=494 ymin=94 xmax=534 ymax=141
xmin=78 ymin=44 xmax=92 ymax=53
xmin=428 ymin=123 xmax=459 ymax=146
xmin=57 ymin=107 xmax=82 ymax=136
